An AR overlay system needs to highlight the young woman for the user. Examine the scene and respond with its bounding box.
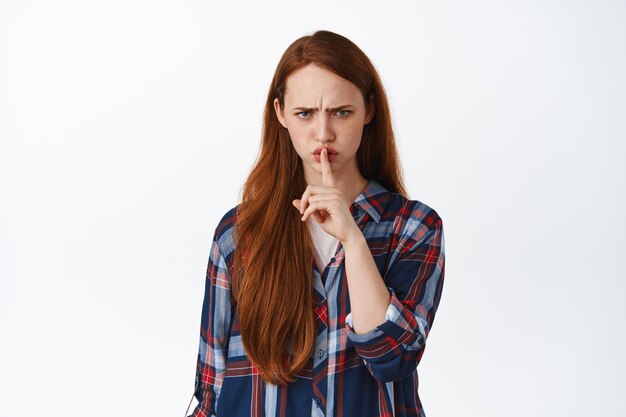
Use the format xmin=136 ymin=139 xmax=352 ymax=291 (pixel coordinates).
xmin=187 ymin=30 xmax=446 ymax=417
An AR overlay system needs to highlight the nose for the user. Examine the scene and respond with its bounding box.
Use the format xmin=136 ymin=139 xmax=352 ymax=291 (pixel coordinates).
xmin=315 ymin=114 xmax=334 ymax=143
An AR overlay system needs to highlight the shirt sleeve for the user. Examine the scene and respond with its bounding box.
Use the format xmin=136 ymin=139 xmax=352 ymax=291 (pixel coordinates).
xmin=344 ymin=215 xmax=445 ymax=383
xmin=189 ymin=237 xmax=233 ymax=417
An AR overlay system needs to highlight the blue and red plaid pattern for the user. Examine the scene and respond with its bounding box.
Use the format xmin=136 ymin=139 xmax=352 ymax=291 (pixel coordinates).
xmin=189 ymin=178 xmax=445 ymax=417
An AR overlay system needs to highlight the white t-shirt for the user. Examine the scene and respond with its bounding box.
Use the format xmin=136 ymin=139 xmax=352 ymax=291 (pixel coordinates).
xmin=307 ymin=217 xmax=339 ymax=272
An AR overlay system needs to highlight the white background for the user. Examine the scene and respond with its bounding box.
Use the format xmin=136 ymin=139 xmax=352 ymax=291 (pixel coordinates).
xmin=1 ymin=1 xmax=624 ymax=416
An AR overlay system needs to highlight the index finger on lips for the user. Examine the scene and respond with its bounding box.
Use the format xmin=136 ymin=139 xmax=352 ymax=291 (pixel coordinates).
xmin=320 ymin=148 xmax=335 ymax=187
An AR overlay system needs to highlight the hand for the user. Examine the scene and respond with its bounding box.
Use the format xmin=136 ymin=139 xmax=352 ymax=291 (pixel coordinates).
xmin=292 ymin=148 xmax=362 ymax=243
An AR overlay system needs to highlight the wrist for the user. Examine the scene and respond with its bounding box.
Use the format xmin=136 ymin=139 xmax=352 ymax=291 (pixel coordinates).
xmin=342 ymin=228 xmax=366 ymax=249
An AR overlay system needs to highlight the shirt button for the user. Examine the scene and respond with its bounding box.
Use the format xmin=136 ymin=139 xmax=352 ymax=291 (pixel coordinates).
xmin=317 ymin=349 xmax=324 ymax=358
xmin=330 ymin=257 xmax=336 ymax=263
xmin=315 ymin=397 xmax=321 ymax=405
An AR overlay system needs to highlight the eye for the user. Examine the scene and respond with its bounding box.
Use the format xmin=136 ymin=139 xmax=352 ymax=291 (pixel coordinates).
xmin=296 ymin=111 xmax=311 ymax=119
xmin=336 ymin=109 xmax=351 ymax=117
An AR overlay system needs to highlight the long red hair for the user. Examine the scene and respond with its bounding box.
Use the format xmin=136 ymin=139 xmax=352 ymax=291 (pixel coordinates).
xmin=231 ymin=30 xmax=407 ymax=385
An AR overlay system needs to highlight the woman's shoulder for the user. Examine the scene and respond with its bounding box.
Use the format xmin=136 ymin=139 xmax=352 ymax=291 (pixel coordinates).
xmin=384 ymin=191 xmax=443 ymax=235
xmin=212 ymin=203 xmax=240 ymax=258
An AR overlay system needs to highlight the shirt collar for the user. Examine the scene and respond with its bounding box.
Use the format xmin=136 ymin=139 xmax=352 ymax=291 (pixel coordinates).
xmin=351 ymin=178 xmax=391 ymax=223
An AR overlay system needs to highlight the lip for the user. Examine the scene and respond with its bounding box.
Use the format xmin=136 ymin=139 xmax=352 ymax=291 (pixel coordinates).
xmin=313 ymin=152 xmax=337 ymax=163
xmin=312 ymin=146 xmax=337 ymax=155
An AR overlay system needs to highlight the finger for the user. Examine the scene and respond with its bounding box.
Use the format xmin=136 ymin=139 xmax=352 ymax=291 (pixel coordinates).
xmin=312 ymin=211 xmax=324 ymax=223
xmin=320 ymin=148 xmax=335 ymax=187
xmin=301 ymin=200 xmax=323 ymax=222
xmin=299 ymin=185 xmax=312 ymax=214
xmin=301 ymin=196 xmax=335 ymax=222
xmin=299 ymin=185 xmax=339 ymax=216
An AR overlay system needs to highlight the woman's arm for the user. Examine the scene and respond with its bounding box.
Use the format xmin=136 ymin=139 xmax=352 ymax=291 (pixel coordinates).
xmin=342 ymin=233 xmax=392 ymax=335
xmin=188 ymin=236 xmax=233 ymax=417
xmin=343 ymin=212 xmax=446 ymax=383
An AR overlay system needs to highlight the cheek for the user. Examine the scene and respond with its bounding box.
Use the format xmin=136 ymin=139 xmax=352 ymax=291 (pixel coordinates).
xmin=287 ymin=129 xmax=308 ymax=155
xmin=346 ymin=123 xmax=366 ymax=144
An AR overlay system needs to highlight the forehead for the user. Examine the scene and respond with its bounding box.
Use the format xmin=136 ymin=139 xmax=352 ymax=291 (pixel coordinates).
xmin=284 ymin=64 xmax=363 ymax=104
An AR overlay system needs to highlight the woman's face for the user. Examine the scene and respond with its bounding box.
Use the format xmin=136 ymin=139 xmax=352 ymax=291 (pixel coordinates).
xmin=273 ymin=63 xmax=375 ymax=182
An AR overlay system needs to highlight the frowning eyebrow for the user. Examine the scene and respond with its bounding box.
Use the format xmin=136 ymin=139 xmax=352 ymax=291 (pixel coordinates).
xmin=292 ymin=105 xmax=355 ymax=112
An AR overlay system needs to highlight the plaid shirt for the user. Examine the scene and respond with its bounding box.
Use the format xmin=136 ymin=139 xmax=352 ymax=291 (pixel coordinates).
xmin=189 ymin=178 xmax=446 ymax=417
